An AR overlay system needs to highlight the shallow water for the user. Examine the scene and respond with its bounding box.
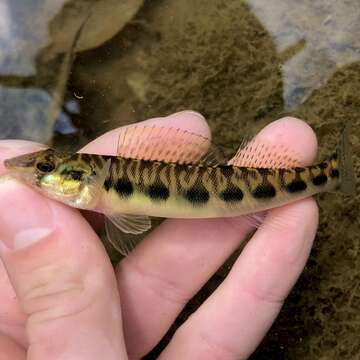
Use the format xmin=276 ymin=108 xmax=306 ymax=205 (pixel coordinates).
xmin=1 ymin=0 xmax=359 ymax=358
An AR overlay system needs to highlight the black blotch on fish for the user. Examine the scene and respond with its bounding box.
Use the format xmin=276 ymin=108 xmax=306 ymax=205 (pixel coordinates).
xmin=93 ymin=156 xmax=105 ymax=169
xmin=218 ymin=166 xmax=234 ymax=177
xmin=184 ymin=186 xmax=210 ymax=204
xmin=104 ymin=178 xmax=111 ymax=191
xmin=148 ymin=184 xmax=170 ymax=200
xmin=285 ymin=179 xmax=307 ymax=193
xmin=80 ymin=154 xmax=92 ymax=163
xmin=312 ymin=174 xmax=328 ymax=186
xmin=330 ymin=169 xmax=339 ymax=178
xmin=318 ymin=162 xmax=328 ymax=169
xmin=252 ymin=184 xmax=276 ymax=199
xmin=220 ymin=187 xmax=244 ymax=202
xmin=115 ymin=178 xmax=133 ymax=197
xmin=257 ymin=168 xmax=272 ymax=176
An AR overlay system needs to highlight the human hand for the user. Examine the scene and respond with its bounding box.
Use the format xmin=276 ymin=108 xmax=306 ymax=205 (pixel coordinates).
xmin=0 ymin=112 xmax=318 ymax=359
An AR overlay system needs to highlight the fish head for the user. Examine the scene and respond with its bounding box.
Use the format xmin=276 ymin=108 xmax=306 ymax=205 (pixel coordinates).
xmin=4 ymin=149 xmax=106 ymax=209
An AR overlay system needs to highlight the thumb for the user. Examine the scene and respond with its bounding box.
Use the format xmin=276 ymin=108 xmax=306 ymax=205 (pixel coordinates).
xmin=0 ymin=178 xmax=127 ymax=359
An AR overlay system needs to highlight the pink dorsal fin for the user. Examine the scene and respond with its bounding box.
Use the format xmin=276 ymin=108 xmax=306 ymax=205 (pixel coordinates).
xmin=228 ymin=137 xmax=301 ymax=168
xmin=116 ymin=125 xmax=213 ymax=164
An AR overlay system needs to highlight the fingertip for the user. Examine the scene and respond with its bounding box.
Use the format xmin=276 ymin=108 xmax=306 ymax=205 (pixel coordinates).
xmin=266 ymin=196 xmax=319 ymax=228
xmin=162 ymin=198 xmax=320 ymax=360
xmin=163 ymin=110 xmax=211 ymax=139
xmin=257 ymin=116 xmax=318 ymax=165
xmin=140 ymin=110 xmax=211 ymax=141
xmin=81 ymin=110 xmax=210 ymax=154
xmin=302 ymin=197 xmax=319 ymax=239
xmin=247 ymin=197 xmax=319 ymax=279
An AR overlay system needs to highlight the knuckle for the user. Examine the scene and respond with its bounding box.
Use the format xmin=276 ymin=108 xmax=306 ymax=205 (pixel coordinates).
xmin=176 ymin=325 xmax=243 ymax=360
xmin=242 ymin=282 xmax=285 ymax=306
xmin=19 ymin=261 xmax=96 ymax=323
xmin=118 ymin=259 xmax=189 ymax=306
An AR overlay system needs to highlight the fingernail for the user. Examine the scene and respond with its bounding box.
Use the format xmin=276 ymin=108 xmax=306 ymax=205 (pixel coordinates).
xmin=169 ymin=110 xmax=205 ymax=121
xmin=14 ymin=228 xmax=54 ymax=250
xmin=0 ymin=139 xmax=45 ymax=151
xmin=0 ymin=179 xmax=54 ymax=252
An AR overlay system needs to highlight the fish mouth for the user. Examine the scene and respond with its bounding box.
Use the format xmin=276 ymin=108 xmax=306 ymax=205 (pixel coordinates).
xmin=3 ymin=154 xmax=40 ymax=187
xmin=4 ymin=157 xmax=21 ymax=169
xmin=4 ymin=156 xmax=33 ymax=170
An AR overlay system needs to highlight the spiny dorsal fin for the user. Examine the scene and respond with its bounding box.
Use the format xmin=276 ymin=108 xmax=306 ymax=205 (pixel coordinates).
xmin=116 ymin=125 xmax=224 ymax=165
xmin=229 ymin=137 xmax=301 ymax=168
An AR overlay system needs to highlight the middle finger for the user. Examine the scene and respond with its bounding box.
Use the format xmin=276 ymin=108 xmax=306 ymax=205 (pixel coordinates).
xmin=116 ymin=116 xmax=317 ymax=358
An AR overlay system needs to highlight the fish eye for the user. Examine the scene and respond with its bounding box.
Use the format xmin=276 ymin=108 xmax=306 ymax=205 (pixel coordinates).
xmin=36 ymin=162 xmax=55 ymax=173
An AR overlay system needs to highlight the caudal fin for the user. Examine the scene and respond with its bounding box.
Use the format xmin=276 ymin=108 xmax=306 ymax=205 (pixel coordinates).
xmin=336 ymin=122 xmax=356 ymax=195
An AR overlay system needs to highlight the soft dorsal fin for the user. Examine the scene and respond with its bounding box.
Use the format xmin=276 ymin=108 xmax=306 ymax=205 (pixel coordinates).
xmin=116 ymin=125 xmax=224 ymax=165
xmin=228 ymin=137 xmax=301 ymax=168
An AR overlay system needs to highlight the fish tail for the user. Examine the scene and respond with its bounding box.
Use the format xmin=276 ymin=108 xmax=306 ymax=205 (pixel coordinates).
xmin=335 ymin=122 xmax=356 ymax=195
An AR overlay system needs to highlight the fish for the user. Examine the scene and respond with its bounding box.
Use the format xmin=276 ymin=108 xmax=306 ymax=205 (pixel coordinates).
xmin=4 ymin=123 xmax=356 ymax=256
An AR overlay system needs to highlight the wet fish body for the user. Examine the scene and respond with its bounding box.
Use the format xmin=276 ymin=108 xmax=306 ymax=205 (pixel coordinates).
xmin=98 ymin=155 xmax=340 ymax=218
xmin=4 ymin=124 xmax=355 ymax=255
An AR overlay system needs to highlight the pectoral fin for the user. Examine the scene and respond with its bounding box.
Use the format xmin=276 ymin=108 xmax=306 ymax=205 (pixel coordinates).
xmin=104 ymin=213 xmax=151 ymax=256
